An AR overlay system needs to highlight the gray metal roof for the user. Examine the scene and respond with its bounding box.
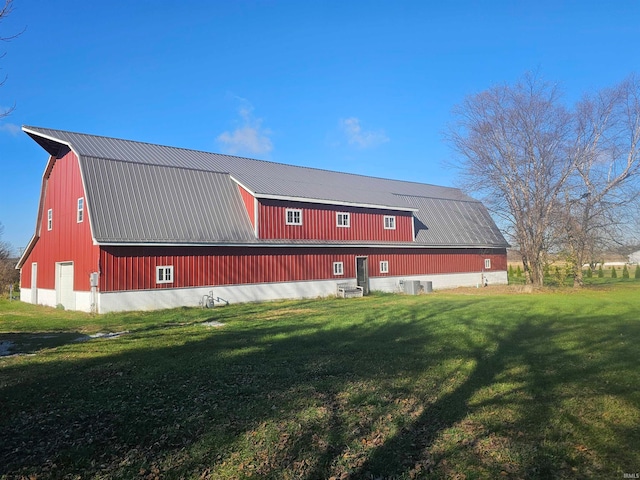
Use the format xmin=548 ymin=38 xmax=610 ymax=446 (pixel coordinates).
xmin=81 ymin=157 xmax=256 ymax=243
xmin=398 ymin=194 xmax=508 ymax=247
xmin=23 ymin=125 xmax=509 ymax=248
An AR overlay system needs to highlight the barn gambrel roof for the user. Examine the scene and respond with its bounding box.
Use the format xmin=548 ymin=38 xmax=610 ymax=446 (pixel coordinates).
xmin=22 ymin=125 xmax=509 ymax=248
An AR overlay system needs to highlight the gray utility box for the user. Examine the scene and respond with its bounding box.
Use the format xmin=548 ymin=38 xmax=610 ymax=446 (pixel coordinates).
xmin=403 ymin=280 xmax=422 ymax=295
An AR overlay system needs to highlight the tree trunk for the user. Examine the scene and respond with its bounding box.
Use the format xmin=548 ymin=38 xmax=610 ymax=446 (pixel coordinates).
xmin=573 ymin=267 xmax=584 ymax=288
xmin=530 ymin=261 xmax=545 ymax=286
xmin=523 ymin=256 xmax=545 ymax=286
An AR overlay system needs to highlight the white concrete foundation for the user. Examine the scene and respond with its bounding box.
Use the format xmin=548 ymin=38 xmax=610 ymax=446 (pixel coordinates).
xmin=19 ymin=271 xmax=508 ymax=313
xmin=20 ymin=288 xmax=93 ymax=313
xmin=96 ymin=270 xmax=508 ymax=313
xmin=97 ymin=278 xmax=343 ymax=313
xmin=370 ymin=271 xmax=508 ymax=293
xmin=20 ymin=288 xmax=56 ymax=309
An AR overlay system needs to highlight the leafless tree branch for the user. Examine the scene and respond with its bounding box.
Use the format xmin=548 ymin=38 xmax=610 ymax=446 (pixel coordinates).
xmin=446 ymin=73 xmax=574 ymax=285
xmin=447 ymin=73 xmax=640 ymax=286
xmin=1 ymin=0 xmax=23 ymax=118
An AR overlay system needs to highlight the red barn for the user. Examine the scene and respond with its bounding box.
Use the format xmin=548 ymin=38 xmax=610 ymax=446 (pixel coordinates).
xmin=16 ymin=126 xmax=509 ymax=313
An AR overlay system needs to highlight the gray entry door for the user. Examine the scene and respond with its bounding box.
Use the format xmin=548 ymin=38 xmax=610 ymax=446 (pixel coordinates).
xmin=356 ymin=257 xmax=369 ymax=295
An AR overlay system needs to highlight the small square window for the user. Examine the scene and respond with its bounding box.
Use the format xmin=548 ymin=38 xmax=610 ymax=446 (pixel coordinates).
xmin=384 ymin=215 xmax=396 ymax=230
xmin=47 ymin=209 xmax=53 ymax=231
xmin=333 ymin=262 xmax=344 ymax=276
xmin=156 ymin=266 xmax=174 ymax=284
xmin=380 ymin=260 xmax=389 ymax=274
xmin=484 ymin=259 xmax=491 ymax=269
xmin=286 ymin=209 xmax=303 ymax=225
xmin=77 ymin=198 xmax=84 ymax=223
xmin=337 ymin=212 xmax=350 ymax=228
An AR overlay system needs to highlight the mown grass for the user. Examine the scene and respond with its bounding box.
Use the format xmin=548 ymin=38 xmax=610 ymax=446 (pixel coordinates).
xmin=1 ymin=284 xmax=639 ymax=479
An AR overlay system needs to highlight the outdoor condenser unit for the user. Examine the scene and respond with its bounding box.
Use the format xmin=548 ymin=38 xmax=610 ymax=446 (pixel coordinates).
xmin=403 ymin=280 xmax=422 ymax=295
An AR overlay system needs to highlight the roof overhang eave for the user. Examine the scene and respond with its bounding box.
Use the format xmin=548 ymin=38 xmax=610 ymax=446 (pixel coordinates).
xmin=253 ymin=193 xmax=419 ymax=213
xmin=23 ymin=126 xmax=76 ymax=158
xmin=15 ymin=234 xmax=39 ymax=269
xmin=94 ymin=240 xmax=509 ymax=249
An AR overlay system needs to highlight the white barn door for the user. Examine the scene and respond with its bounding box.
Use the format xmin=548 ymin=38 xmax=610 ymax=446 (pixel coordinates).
xmin=57 ymin=262 xmax=75 ymax=310
xmin=31 ymin=263 xmax=38 ymax=304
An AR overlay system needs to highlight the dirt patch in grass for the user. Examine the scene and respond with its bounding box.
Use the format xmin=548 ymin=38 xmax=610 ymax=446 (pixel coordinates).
xmin=0 ymin=332 xmax=88 ymax=356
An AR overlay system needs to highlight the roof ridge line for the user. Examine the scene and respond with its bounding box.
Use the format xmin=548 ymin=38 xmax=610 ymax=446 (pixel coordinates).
xmin=23 ymin=125 xmax=459 ymax=190
xmin=394 ymin=192 xmax=480 ymax=203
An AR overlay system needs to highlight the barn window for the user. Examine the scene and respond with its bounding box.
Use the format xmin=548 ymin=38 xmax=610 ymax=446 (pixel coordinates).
xmin=384 ymin=215 xmax=396 ymax=230
xmin=380 ymin=260 xmax=389 ymax=274
xmin=484 ymin=259 xmax=491 ymax=269
xmin=286 ymin=209 xmax=303 ymax=225
xmin=47 ymin=209 xmax=53 ymax=231
xmin=77 ymin=198 xmax=84 ymax=223
xmin=333 ymin=262 xmax=344 ymax=276
xmin=156 ymin=266 xmax=174 ymax=284
xmin=337 ymin=212 xmax=350 ymax=227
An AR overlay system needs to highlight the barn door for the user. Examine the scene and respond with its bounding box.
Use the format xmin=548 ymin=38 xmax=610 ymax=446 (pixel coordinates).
xmin=356 ymin=257 xmax=369 ymax=295
xmin=56 ymin=262 xmax=75 ymax=310
xmin=31 ymin=263 xmax=38 ymax=304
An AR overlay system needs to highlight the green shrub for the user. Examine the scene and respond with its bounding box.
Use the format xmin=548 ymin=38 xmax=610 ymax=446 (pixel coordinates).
xmin=554 ymin=266 xmax=567 ymax=286
xmin=598 ymin=265 xmax=604 ymax=278
xmin=508 ymin=265 xmax=514 ymax=277
xmin=566 ymin=263 xmax=574 ymax=278
xmin=611 ymin=266 xmax=618 ymax=279
xmin=516 ymin=265 xmax=522 ymax=278
xmin=585 ymin=267 xmax=592 ymax=279
xmin=622 ymin=264 xmax=629 ymax=279
xmin=635 ymin=265 xmax=640 ymax=279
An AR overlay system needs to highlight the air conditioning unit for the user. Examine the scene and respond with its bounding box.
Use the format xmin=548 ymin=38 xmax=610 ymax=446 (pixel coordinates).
xmin=403 ymin=280 xmax=422 ymax=295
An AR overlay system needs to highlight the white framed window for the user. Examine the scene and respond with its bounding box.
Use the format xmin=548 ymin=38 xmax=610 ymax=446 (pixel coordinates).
xmin=333 ymin=262 xmax=344 ymax=276
xmin=156 ymin=265 xmax=174 ymax=284
xmin=77 ymin=198 xmax=84 ymax=223
xmin=484 ymin=259 xmax=491 ymax=269
xmin=47 ymin=209 xmax=53 ymax=231
xmin=337 ymin=212 xmax=350 ymax=228
xmin=384 ymin=215 xmax=396 ymax=230
xmin=380 ymin=260 xmax=389 ymax=274
xmin=286 ymin=208 xmax=303 ymax=225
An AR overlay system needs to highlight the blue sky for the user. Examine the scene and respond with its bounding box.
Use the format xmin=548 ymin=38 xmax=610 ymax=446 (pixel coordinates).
xmin=1 ymin=0 xmax=640 ymax=252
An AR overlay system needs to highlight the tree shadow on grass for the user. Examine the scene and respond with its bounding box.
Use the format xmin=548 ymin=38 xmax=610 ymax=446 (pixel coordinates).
xmin=349 ymin=305 xmax=640 ymax=479
xmin=1 ymin=296 xmax=639 ymax=479
xmin=2 ymin=299 xmax=461 ymax=477
xmin=349 ymin=318 xmax=560 ymax=478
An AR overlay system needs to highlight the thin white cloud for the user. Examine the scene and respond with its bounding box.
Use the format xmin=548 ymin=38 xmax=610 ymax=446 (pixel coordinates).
xmin=0 ymin=122 xmax=21 ymax=136
xmin=339 ymin=117 xmax=389 ymax=149
xmin=217 ymin=101 xmax=273 ymax=156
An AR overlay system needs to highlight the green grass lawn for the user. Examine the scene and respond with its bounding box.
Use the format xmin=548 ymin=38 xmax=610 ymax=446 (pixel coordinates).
xmin=1 ymin=284 xmax=639 ymax=479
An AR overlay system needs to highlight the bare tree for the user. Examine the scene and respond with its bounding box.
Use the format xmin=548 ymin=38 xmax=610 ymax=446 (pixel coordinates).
xmin=1 ymin=0 xmax=21 ymax=118
xmin=0 ymin=222 xmax=18 ymax=294
xmin=447 ymin=73 xmax=574 ymax=286
xmin=561 ymin=75 xmax=640 ymax=286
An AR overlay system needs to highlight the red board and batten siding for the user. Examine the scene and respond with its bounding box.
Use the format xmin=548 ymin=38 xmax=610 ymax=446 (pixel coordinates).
xmin=237 ymin=185 xmax=256 ymax=231
xmin=20 ymin=151 xmax=99 ymax=291
xmin=258 ymin=199 xmax=414 ymax=242
xmin=99 ymin=246 xmax=507 ymax=292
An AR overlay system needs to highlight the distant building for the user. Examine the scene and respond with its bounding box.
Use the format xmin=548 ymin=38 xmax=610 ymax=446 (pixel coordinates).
xmin=17 ymin=126 xmax=509 ymax=313
xmin=629 ymin=251 xmax=640 ymax=264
